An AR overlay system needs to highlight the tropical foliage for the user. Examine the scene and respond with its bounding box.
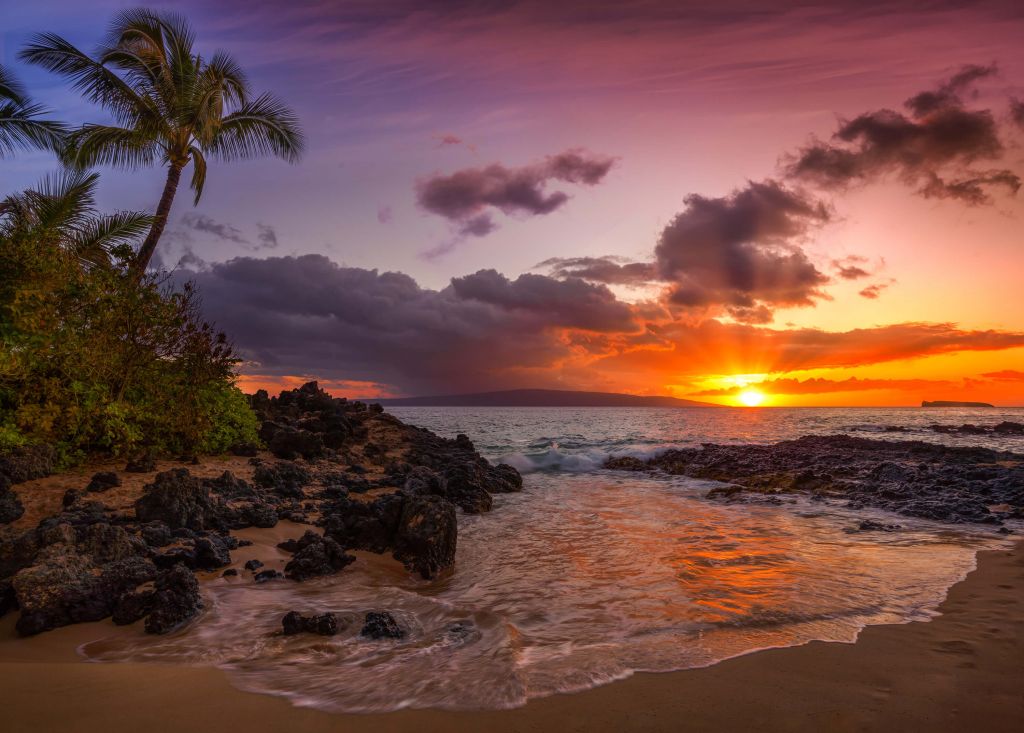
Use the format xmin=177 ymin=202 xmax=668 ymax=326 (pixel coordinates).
xmin=0 ymin=172 xmax=258 ymax=463
xmin=0 ymin=64 xmax=66 ymax=156
xmin=20 ymin=8 xmax=304 ymax=277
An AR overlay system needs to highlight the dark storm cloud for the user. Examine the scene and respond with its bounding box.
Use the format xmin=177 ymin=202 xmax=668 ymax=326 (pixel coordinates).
xmin=785 ymin=64 xmax=1021 ymax=205
xmin=535 ymin=256 xmax=658 ymax=285
xmin=416 ymin=148 xmax=615 ymax=235
xmin=450 ymin=269 xmax=637 ymax=332
xmin=178 ymin=255 xmax=633 ymax=393
xmin=653 ymin=180 xmax=832 ymax=311
xmin=181 ymin=213 xmax=248 ymax=244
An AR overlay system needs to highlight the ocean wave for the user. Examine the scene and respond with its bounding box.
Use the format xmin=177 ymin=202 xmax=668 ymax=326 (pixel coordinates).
xmin=497 ymin=441 xmax=671 ymax=473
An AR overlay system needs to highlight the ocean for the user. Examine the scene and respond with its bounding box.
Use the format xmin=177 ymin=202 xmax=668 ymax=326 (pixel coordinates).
xmin=81 ymin=407 xmax=1020 ymax=712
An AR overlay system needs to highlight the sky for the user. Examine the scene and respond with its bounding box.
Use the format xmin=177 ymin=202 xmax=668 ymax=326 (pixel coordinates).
xmin=3 ymin=0 xmax=1024 ymax=405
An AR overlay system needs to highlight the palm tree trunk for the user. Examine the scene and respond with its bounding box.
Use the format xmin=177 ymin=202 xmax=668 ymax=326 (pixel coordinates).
xmin=130 ymin=161 xmax=184 ymax=281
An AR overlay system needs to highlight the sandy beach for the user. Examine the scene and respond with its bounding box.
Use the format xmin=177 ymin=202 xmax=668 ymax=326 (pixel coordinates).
xmin=1 ymin=538 xmax=1020 ymax=733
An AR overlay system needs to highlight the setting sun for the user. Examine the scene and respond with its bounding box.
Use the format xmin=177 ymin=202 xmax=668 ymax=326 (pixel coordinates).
xmin=738 ymin=389 xmax=766 ymax=407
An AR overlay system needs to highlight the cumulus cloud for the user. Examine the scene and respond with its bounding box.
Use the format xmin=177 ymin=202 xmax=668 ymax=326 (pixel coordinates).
xmin=450 ymin=269 xmax=638 ymax=332
xmin=178 ymin=255 xmax=634 ymax=394
xmin=785 ymin=64 xmax=1021 ymax=205
xmin=654 ymin=180 xmax=832 ymax=313
xmin=535 ymin=255 xmax=658 ymax=285
xmin=415 ymin=148 xmax=615 ymax=239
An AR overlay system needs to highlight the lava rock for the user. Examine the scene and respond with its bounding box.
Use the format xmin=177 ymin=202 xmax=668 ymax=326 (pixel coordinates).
xmin=281 ymin=610 xmax=339 ymax=636
xmin=145 ymin=565 xmax=202 ymax=634
xmin=252 ymin=462 xmax=310 ymax=499
xmin=124 ymin=453 xmax=157 ymax=473
xmin=135 ymin=469 xmax=218 ymax=531
xmin=230 ymin=442 xmax=260 ymax=457
xmin=222 ymin=568 xmax=238 ymax=577
xmin=61 ymin=489 xmax=81 ymax=508
xmin=0 ymin=444 xmax=55 ymax=483
xmin=85 ymin=471 xmax=121 ymax=493
xmin=254 ymin=569 xmax=283 ymax=583
xmin=0 ymin=474 xmax=25 ymax=524
xmin=268 ymin=429 xmax=324 ymax=461
xmin=392 ymin=494 xmax=457 ymax=580
xmin=244 ymin=559 xmax=264 ymax=571
xmin=284 ymin=534 xmax=355 ymax=581
xmin=112 ymin=585 xmax=155 ymax=625
xmin=361 ymin=611 xmax=404 ymax=639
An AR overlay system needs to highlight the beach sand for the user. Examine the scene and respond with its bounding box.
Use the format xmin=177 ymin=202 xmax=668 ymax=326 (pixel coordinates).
xmin=0 ymin=537 xmax=1020 ymax=732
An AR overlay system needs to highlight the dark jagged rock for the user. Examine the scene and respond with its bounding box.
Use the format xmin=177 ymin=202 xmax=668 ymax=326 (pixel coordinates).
xmin=994 ymin=421 xmax=1024 ymax=435
xmin=140 ymin=521 xmax=174 ymax=548
xmin=12 ymin=547 xmax=156 ymax=636
xmin=361 ymin=611 xmax=404 ymax=639
xmin=0 ymin=474 xmax=24 ymax=524
xmin=124 ymin=453 xmax=157 ymax=473
xmin=0 ymin=444 xmax=55 ymax=483
xmin=605 ymin=435 xmax=1024 ymax=526
xmin=135 ymin=469 xmax=218 ymax=531
xmin=252 ymin=462 xmax=310 ymax=499
xmin=281 ymin=610 xmax=339 ymax=636
xmin=222 ymin=568 xmax=238 ymax=577
xmin=284 ymin=534 xmax=355 ymax=581
xmin=393 ymin=494 xmax=457 ymax=579
xmin=112 ymin=584 xmax=155 ymax=625
xmin=322 ymin=494 xmax=405 ymax=554
xmin=230 ymin=442 xmax=260 ymax=457
xmin=203 ymin=471 xmax=256 ymax=501
xmin=192 ymin=535 xmax=231 ymax=570
xmin=145 ymin=564 xmax=202 ymax=634
xmin=61 ymin=489 xmax=81 ymax=508
xmin=85 ymin=471 xmax=120 ymax=493
xmin=244 ymin=559 xmax=264 ymax=571
xmin=254 ymin=569 xmax=283 ymax=583
xmin=1 ymin=577 xmax=19 ymax=618
xmin=268 ymin=429 xmax=325 ymax=461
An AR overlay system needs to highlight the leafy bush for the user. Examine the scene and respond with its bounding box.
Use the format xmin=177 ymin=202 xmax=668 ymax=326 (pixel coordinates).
xmin=0 ymin=173 xmax=257 ymax=463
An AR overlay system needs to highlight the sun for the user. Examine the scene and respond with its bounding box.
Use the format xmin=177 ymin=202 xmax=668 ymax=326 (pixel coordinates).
xmin=738 ymin=388 xmax=766 ymax=407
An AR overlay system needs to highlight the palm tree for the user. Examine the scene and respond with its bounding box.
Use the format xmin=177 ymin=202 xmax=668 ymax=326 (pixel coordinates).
xmin=0 ymin=169 xmax=152 ymax=268
xmin=0 ymin=65 xmax=66 ymax=157
xmin=20 ymin=8 xmax=304 ymax=278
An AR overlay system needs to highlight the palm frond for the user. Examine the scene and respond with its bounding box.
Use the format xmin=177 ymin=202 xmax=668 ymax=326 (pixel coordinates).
xmin=0 ymin=64 xmax=30 ymax=106
xmin=188 ymin=145 xmax=208 ymax=204
xmin=63 ymin=123 xmax=161 ymax=170
xmin=19 ymin=32 xmax=155 ymax=126
xmin=208 ymin=93 xmax=304 ymax=163
xmin=71 ymin=209 xmax=153 ymax=262
xmin=0 ymin=101 xmax=68 ymax=156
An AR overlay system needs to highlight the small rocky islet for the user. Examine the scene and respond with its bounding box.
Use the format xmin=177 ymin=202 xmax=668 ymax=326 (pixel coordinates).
xmin=0 ymin=381 xmax=521 ymax=637
xmin=605 ymin=434 xmax=1024 ymax=526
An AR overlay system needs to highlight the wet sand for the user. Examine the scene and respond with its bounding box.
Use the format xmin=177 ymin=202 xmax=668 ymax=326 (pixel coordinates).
xmin=1 ymin=538 xmax=1020 ymax=732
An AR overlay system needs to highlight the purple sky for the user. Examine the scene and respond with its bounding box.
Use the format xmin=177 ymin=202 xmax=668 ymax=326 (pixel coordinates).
xmin=3 ymin=1 xmax=1024 ymax=403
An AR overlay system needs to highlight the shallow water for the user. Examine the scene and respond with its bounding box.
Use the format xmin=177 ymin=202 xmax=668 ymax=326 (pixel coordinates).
xmin=81 ymin=407 xmax=1020 ymax=712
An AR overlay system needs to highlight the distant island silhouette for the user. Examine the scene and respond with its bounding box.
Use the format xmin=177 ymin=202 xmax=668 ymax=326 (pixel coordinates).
xmin=921 ymin=400 xmax=995 ymax=408
xmin=370 ymin=389 xmax=716 ymax=408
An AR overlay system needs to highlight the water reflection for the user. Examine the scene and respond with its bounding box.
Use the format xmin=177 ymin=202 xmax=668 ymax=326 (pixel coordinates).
xmin=82 ymin=471 xmax=1005 ymax=712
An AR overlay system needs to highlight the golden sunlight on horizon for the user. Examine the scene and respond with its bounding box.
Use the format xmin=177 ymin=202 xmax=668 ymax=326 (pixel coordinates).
xmin=738 ymin=389 xmax=767 ymax=407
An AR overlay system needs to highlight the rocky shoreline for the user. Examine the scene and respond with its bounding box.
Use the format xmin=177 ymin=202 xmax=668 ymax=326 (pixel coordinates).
xmin=0 ymin=382 xmax=521 ymax=638
xmin=606 ymin=434 xmax=1023 ymax=527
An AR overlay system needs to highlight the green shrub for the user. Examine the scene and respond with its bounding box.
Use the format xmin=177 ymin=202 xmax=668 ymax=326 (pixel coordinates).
xmin=0 ymin=202 xmax=256 ymax=464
